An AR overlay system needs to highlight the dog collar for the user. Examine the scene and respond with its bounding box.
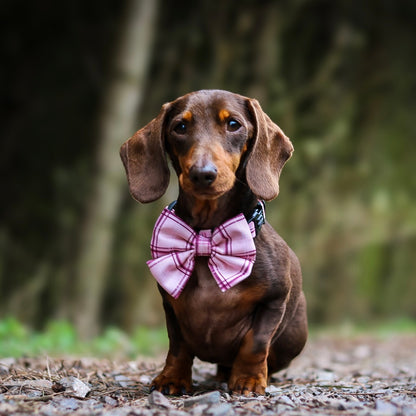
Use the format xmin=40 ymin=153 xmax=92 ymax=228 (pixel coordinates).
xmin=167 ymin=199 xmax=266 ymax=236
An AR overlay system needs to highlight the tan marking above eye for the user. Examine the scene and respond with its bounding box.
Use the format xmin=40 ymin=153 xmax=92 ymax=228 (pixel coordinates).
xmin=218 ymin=109 xmax=230 ymax=122
xmin=182 ymin=111 xmax=193 ymax=122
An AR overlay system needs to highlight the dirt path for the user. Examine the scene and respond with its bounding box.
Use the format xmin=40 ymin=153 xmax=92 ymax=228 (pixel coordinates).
xmin=1 ymin=334 xmax=415 ymax=415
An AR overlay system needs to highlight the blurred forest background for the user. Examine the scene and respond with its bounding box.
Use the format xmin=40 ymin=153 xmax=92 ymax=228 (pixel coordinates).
xmin=1 ymin=0 xmax=415 ymax=340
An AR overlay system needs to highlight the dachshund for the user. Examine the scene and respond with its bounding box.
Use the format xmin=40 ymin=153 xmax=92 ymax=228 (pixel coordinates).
xmin=120 ymin=89 xmax=307 ymax=396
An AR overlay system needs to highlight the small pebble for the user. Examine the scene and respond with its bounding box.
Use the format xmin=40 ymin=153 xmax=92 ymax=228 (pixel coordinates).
xmin=104 ymin=396 xmax=118 ymax=406
xmin=56 ymin=376 xmax=90 ymax=398
xmin=265 ymin=385 xmax=282 ymax=396
xmin=52 ymin=397 xmax=80 ymax=411
xmin=375 ymin=399 xmax=398 ymax=415
xmin=183 ymin=391 xmax=221 ymax=408
xmin=148 ymin=390 xmax=173 ymax=408
xmin=139 ymin=374 xmax=152 ymax=384
xmin=115 ymin=374 xmax=135 ymax=387
xmin=205 ymin=402 xmax=233 ymax=416
xmin=189 ymin=403 xmax=208 ymax=415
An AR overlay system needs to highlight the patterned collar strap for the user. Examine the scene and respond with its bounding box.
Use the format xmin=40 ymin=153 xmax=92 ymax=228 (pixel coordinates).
xmin=167 ymin=199 xmax=266 ymax=236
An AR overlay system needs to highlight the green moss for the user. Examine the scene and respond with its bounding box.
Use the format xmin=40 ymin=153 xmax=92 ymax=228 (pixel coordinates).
xmin=0 ymin=318 xmax=168 ymax=358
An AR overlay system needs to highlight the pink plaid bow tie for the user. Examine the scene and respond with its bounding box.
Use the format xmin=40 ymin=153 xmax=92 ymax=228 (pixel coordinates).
xmin=147 ymin=207 xmax=257 ymax=298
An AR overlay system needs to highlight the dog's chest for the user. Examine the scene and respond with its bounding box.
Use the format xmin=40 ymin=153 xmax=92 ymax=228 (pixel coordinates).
xmin=169 ymin=258 xmax=256 ymax=361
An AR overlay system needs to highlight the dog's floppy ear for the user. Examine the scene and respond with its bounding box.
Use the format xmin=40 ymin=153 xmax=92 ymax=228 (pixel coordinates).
xmin=246 ymin=99 xmax=294 ymax=201
xmin=120 ymin=103 xmax=171 ymax=203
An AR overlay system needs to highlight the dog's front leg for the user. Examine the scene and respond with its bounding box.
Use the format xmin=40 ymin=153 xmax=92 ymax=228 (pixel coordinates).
xmin=151 ymin=298 xmax=194 ymax=395
xmin=228 ymin=300 xmax=287 ymax=395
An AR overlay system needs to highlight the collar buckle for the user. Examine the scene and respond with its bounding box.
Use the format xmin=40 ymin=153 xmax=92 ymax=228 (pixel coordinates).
xmin=245 ymin=200 xmax=266 ymax=235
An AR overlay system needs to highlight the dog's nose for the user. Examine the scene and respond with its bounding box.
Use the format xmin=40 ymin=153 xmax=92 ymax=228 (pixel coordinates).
xmin=189 ymin=164 xmax=217 ymax=187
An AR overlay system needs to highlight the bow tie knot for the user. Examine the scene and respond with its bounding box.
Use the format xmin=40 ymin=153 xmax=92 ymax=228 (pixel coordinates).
xmin=194 ymin=231 xmax=212 ymax=256
xmin=147 ymin=206 xmax=258 ymax=298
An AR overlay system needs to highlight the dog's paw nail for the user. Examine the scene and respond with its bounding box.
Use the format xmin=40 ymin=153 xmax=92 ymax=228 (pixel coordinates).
xmin=149 ymin=385 xmax=156 ymax=393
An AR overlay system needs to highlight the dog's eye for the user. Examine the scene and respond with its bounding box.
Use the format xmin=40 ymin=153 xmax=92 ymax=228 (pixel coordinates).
xmin=227 ymin=119 xmax=241 ymax=132
xmin=173 ymin=122 xmax=187 ymax=134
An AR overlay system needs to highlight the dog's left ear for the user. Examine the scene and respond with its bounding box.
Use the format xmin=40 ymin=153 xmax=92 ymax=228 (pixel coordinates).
xmin=246 ymin=99 xmax=294 ymax=201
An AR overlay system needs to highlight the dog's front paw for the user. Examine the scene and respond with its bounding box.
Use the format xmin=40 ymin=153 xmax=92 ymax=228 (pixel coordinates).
xmin=150 ymin=373 xmax=192 ymax=396
xmin=228 ymin=374 xmax=267 ymax=396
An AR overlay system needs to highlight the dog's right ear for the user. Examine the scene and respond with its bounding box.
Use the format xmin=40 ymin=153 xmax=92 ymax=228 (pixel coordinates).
xmin=120 ymin=103 xmax=171 ymax=203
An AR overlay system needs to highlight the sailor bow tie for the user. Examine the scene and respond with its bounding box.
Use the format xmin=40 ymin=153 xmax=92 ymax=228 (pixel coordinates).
xmin=147 ymin=202 xmax=264 ymax=298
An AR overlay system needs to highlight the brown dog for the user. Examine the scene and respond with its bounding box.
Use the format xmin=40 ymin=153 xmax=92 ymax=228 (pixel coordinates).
xmin=120 ymin=90 xmax=307 ymax=395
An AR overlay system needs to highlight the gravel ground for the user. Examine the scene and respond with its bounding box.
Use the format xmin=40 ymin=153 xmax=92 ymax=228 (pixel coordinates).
xmin=0 ymin=333 xmax=415 ymax=416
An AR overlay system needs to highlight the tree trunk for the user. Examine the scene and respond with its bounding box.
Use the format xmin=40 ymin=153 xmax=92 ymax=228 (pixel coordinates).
xmin=73 ymin=0 xmax=158 ymax=339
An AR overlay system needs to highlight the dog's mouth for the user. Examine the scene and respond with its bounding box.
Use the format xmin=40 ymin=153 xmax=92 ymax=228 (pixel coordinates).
xmin=190 ymin=181 xmax=229 ymax=198
xmin=193 ymin=188 xmax=227 ymax=200
xmin=179 ymin=173 xmax=235 ymax=201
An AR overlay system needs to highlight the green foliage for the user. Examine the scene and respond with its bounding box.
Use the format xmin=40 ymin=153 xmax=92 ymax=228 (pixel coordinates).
xmin=0 ymin=317 xmax=29 ymax=357
xmin=132 ymin=326 xmax=170 ymax=356
xmin=32 ymin=321 xmax=78 ymax=353
xmin=309 ymin=317 xmax=416 ymax=340
xmin=364 ymin=318 xmax=416 ymax=338
xmin=0 ymin=318 xmax=168 ymax=358
xmin=2 ymin=317 xmax=414 ymax=358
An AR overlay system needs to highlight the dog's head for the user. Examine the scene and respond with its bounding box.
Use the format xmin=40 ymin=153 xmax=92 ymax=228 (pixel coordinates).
xmin=120 ymin=90 xmax=293 ymax=203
